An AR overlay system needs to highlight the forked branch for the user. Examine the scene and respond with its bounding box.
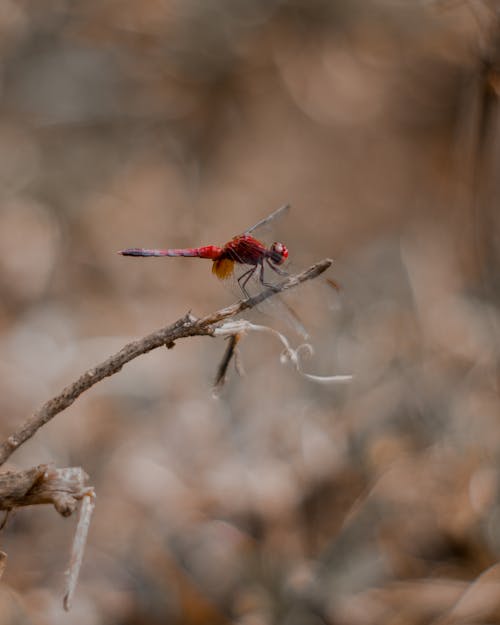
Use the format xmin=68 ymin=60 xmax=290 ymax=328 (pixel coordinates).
xmin=0 ymin=258 xmax=332 ymax=467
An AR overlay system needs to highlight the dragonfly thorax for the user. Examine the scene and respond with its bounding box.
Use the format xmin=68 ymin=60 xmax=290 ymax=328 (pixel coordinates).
xmin=269 ymin=241 xmax=288 ymax=265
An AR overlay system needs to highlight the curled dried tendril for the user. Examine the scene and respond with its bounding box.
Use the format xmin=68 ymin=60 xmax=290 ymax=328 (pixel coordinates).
xmin=213 ymin=320 xmax=353 ymax=385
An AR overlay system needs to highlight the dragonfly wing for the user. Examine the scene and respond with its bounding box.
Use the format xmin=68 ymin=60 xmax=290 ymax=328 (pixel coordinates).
xmin=244 ymin=204 xmax=290 ymax=235
xmin=226 ymin=257 xmax=309 ymax=339
xmin=247 ymin=279 xmax=309 ymax=339
xmin=264 ymin=294 xmax=309 ymax=339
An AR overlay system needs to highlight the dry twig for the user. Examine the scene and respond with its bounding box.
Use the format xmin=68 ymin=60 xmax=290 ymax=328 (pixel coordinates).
xmin=0 ymin=465 xmax=94 ymax=608
xmin=0 ymin=258 xmax=331 ymax=468
xmin=0 ymin=465 xmax=91 ymax=516
xmin=213 ymin=333 xmax=242 ymax=391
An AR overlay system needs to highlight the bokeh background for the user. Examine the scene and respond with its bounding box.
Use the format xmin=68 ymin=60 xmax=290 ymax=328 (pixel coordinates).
xmin=1 ymin=1 xmax=500 ymax=623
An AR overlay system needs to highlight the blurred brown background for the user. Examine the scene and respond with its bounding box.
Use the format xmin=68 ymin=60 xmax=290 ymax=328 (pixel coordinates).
xmin=1 ymin=1 xmax=500 ymax=623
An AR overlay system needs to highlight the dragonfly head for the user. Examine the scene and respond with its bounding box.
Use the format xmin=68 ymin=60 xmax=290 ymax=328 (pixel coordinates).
xmin=270 ymin=241 xmax=288 ymax=265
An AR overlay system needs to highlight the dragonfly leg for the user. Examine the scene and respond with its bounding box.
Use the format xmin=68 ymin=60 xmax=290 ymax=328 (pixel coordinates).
xmin=238 ymin=265 xmax=257 ymax=297
xmin=265 ymin=258 xmax=289 ymax=277
xmin=258 ymin=260 xmax=281 ymax=290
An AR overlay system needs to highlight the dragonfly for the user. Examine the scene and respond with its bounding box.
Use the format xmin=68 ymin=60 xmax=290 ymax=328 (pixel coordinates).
xmin=119 ymin=204 xmax=293 ymax=298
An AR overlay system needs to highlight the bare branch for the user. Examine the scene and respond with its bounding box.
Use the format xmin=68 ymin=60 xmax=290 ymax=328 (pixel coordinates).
xmin=0 ymin=258 xmax=332 ymax=467
xmin=0 ymin=465 xmax=94 ymax=608
xmin=198 ymin=258 xmax=332 ymax=326
xmin=0 ymin=465 xmax=92 ymax=516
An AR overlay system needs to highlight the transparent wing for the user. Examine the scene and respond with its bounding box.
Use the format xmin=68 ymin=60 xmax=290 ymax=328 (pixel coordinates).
xmin=237 ymin=272 xmax=309 ymax=339
xmin=244 ymin=204 xmax=290 ymax=235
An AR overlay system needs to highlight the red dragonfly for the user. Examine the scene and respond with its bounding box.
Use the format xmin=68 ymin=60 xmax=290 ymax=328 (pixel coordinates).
xmin=119 ymin=204 xmax=292 ymax=297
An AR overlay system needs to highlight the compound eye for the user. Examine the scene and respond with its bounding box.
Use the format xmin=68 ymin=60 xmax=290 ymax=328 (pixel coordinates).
xmin=271 ymin=242 xmax=288 ymax=264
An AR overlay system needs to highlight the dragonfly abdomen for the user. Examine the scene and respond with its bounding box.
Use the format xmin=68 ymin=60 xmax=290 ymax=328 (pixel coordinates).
xmin=120 ymin=245 xmax=223 ymax=259
xmin=168 ymin=246 xmax=223 ymax=259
